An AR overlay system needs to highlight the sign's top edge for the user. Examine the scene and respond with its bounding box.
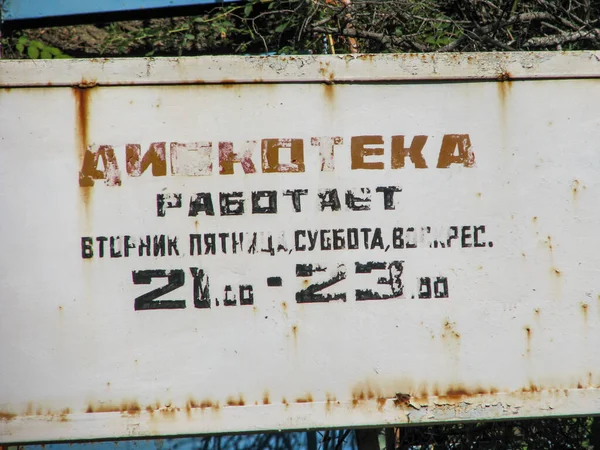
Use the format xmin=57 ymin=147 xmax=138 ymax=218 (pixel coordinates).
xmin=1 ymin=51 xmax=599 ymax=87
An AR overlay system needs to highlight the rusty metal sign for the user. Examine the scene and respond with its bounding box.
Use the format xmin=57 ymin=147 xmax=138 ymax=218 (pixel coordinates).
xmin=1 ymin=52 xmax=600 ymax=444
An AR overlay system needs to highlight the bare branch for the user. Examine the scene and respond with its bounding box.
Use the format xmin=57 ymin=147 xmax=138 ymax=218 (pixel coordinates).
xmin=525 ymin=28 xmax=600 ymax=46
xmin=480 ymin=33 xmax=517 ymax=51
xmin=437 ymin=10 xmax=585 ymax=52
xmin=541 ymin=21 xmax=568 ymax=34
xmin=437 ymin=34 xmax=467 ymax=52
xmin=311 ymin=25 xmax=428 ymax=51
xmin=312 ymin=25 xmax=392 ymax=50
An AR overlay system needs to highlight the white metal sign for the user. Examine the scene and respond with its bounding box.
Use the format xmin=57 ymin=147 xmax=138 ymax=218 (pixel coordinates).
xmin=1 ymin=52 xmax=600 ymax=443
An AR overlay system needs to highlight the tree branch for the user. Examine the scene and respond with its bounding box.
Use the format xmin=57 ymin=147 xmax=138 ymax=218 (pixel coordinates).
xmin=525 ymin=28 xmax=600 ymax=46
xmin=438 ymin=11 xmax=572 ymax=52
xmin=311 ymin=25 xmax=428 ymax=51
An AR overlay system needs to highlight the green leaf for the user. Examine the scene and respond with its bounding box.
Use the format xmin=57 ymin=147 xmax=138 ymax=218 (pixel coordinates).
xmin=48 ymin=47 xmax=63 ymax=56
xmin=18 ymin=36 xmax=28 ymax=44
xmin=278 ymin=46 xmax=294 ymax=55
xmin=244 ymin=3 xmax=253 ymax=16
xmin=275 ymin=23 xmax=287 ymax=33
xmin=29 ymin=40 xmax=44 ymax=49
xmin=27 ymin=46 xmax=40 ymax=59
xmin=55 ymin=54 xmax=72 ymax=59
xmin=16 ymin=43 xmax=25 ymax=53
xmin=184 ymin=33 xmax=195 ymax=40
xmin=40 ymin=49 xmax=52 ymax=59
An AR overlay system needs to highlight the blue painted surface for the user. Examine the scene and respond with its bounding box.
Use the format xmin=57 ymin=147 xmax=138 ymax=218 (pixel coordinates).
xmin=1 ymin=0 xmax=235 ymax=21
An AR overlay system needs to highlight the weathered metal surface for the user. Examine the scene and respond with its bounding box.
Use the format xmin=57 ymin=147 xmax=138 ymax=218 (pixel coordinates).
xmin=1 ymin=53 xmax=600 ymax=444
xmin=1 ymin=52 xmax=600 ymax=87
xmin=0 ymin=0 xmax=235 ymax=21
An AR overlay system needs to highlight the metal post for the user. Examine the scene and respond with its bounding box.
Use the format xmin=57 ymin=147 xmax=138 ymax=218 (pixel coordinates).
xmin=307 ymin=431 xmax=318 ymax=450
xmin=355 ymin=428 xmax=380 ymax=450
xmin=384 ymin=427 xmax=397 ymax=450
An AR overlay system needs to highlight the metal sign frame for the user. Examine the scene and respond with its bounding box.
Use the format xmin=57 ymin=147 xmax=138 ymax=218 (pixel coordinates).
xmin=1 ymin=52 xmax=600 ymax=444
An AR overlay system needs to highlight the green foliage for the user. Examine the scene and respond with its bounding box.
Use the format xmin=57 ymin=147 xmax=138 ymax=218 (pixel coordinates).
xmin=1 ymin=0 xmax=599 ymax=58
xmin=421 ymin=17 xmax=460 ymax=48
xmin=14 ymin=35 xmax=70 ymax=59
xmin=394 ymin=416 xmax=596 ymax=449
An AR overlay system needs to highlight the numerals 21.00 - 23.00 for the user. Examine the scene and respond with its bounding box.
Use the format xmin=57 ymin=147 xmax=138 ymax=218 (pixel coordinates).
xmin=131 ymin=261 xmax=449 ymax=310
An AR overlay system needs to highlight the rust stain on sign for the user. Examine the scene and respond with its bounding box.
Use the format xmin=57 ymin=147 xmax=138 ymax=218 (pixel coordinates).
xmin=226 ymin=396 xmax=245 ymax=407
xmin=581 ymin=303 xmax=589 ymax=323
xmin=442 ymin=320 xmax=461 ymax=340
xmin=184 ymin=399 xmax=202 ymax=418
xmin=295 ymin=394 xmax=313 ymax=404
xmin=59 ymin=408 xmax=70 ymax=422
xmin=496 ymin=73 xmax=512 ymax=132
xmin=572 ymin=179 xmax=583 ymax=204
xmin=86 ymin=403 xmax=119 ymax=414
xmin=323 ymin=84 xmax=335 ymax=104
xmin=200 ymin=400 xmax=219 ymax=410
xmin=219 ymin=79 xmax=239 ymax=90
xmin=3 ymin=380 xmax=600 ymax=435
xmin=0 ymin=412 xmax=16 ymax=422
xmin=86 ymin=401 xmax=141 ymax=415
xmin=394 ymin=393 xmax=411 ymax=408
xmin=73 ymin=88 xmax=89 ymax=172
xmin=497 ymin=70 xmax=513 ymax=83
xmin=78 ymin=78 xmax=98 ymax=89
xmin=325 ymin=393 xmax=338 ymax=413
xmin=159 ymin=407 xmax=177 ymax=419
xmin=262 ymin=392 xmax=270 ymax=405
xmin=545 ymin=235 xmax=554 ymax=252
xmin=351 ymin=378 xmax=519 ymax=409
xmin=73 ymin=87 xmax=93 ymax=224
